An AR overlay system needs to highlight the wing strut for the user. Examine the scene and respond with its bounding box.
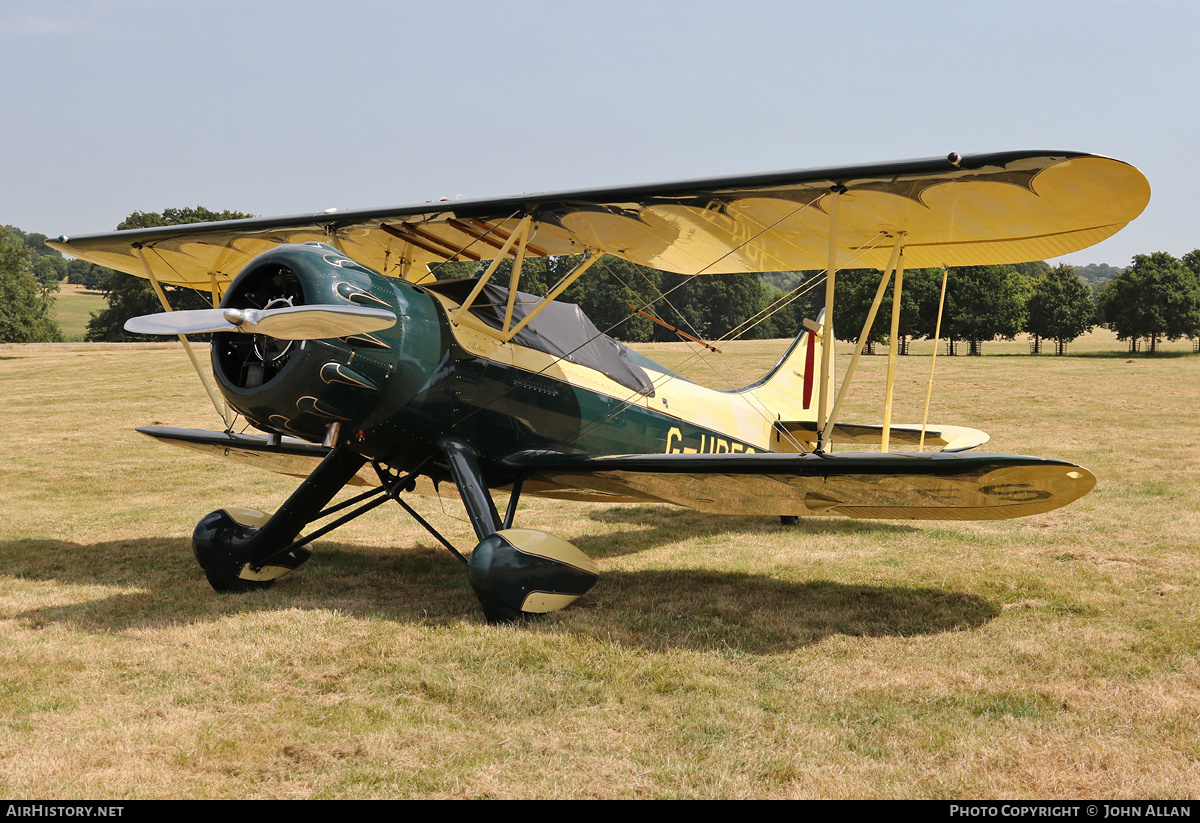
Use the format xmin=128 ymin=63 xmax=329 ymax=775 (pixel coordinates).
xmin=133 ymin=245 xmax=235 ymax=429
xmin=880 ymin=247 xmax=907 ymax=453
xmin=451 ymin=215 xmax=532 ymax=326
xmin=815 ymin=188 xmax=843 ymax=451
xmin=208 ymin=273 xmax=221 ymax=308
xmin=819 ymin=236 xmax=912 ymax=454
xmin=438 ymin=216 xmax=606 ymax=346
xmin=324 ymin=224 xmax=346 ymax=255
xmin=501 ymin=218 xmax=531 ymax=335
xmin=827 ymin=237 xmax=905 ymax=443
xmin=498 ymin=250 xmax=604 ymax=342
xmin=919 ymin=266 xmax=952 ymax=449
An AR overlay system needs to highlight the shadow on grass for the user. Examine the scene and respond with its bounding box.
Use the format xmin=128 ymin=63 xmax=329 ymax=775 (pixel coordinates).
xmin=913 ymin=350 xmax=1195 ymax=360
xmin=1 ymin=534 xmax=995 ymax=653
xmin=1071 ymin=349 xmax=1195 ymax=359
xmin=570 ymin=569 xmax=997 ymax=652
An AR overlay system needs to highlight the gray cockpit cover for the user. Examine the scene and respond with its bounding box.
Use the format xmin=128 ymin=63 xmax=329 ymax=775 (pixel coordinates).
xmin=425 ymin=279 xmax=653 ymax=396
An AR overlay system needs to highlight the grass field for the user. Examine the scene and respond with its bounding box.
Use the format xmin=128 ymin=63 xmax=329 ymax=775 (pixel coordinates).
xmin=0 ymin=330 xmax=1197 ymax=798
xmin=51 ymin=283 xmax=107 ymax=341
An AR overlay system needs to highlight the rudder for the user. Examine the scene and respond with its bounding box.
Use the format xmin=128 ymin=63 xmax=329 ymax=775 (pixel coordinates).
xmin=736 ymin=310 xmax=827 ymax=427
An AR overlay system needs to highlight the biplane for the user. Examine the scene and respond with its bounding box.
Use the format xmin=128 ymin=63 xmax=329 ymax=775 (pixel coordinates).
xmin=48 ymin=150 xmax=1150 ymax=621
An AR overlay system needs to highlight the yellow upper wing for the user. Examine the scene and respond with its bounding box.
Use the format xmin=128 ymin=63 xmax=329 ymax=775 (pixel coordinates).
xmin=48 ymin=151 xmax=1149 ymax=290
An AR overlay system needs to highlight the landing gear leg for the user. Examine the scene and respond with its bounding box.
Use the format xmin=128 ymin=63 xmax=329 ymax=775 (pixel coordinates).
xmin=193 ymin=447 xmax=367 ymax=591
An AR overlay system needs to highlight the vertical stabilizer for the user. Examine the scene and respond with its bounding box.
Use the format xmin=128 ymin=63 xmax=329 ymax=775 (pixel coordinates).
xmin=735 ymin=311 xmax=828 ymax=449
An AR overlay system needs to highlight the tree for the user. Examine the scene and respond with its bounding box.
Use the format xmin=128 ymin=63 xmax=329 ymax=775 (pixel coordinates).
xmin=831 ymin=267 xmax=944 ymax=354
xmin=1025 ymin=264 xmax=1094 ymax=354
xmin=1099 ymin=252 xmax=1200 ymax=353
xmin=756 ymin=278 xmax=814 ymax=340
xmin=757 ymin=269 xmax=818 ymax=339
xmin=2 ymin=225 xmax=118 ymax=290
xmin=831 ymin=269 xmax=888 ymax=352
xmin=1074 ymin=262 xmax=1126 ymax=298
xmin=64 ymin=259 xmax=113 ymax=290
xmin=563 ymin=255 xmax=658 ymax=342
xmin=85 ymin=206 xmax=254 ymax=342
xmin=0 ymin=228 xmax=62 ymax=343
xmin=942 ymin=265 xmax=1026 ymax=355
xmin=33 ymin=254 xmax=65 ymax=285
xmin=1183 ymin=249 xmax=1200 ymax=280
xmin=3 ymin=226 xmax=67 ymax=287
xmin=655 ymin=271 xmax=765 ymax=341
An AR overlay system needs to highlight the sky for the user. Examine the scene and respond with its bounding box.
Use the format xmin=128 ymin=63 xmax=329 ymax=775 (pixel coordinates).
xmin=2 ymin=0 xmax=1196 ymax=267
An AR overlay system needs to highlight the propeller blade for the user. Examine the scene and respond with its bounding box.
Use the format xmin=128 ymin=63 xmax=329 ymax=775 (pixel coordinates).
xmin=124 ymin=304 xmax=396 ymax=340
xmin=124 ymin=309 xmax=235 ymax=336
xmin=243 ymin=305 xmax=395 ymax=339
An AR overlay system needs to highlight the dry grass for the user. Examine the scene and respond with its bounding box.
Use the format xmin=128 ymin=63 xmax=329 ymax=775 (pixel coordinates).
xmin=0 ymin=331 xmax=1197 ymax=798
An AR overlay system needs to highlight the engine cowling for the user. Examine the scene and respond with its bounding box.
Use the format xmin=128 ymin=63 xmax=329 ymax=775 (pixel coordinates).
xmin=211 ymin=243 xmax=446 ymax=458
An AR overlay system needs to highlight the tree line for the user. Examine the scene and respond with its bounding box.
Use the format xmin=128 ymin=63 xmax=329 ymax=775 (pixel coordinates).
xmin=3 ymin=207 xmax=1199 ymax=355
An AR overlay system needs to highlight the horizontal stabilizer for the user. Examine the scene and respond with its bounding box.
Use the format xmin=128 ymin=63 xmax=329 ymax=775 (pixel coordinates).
xmin=779 ymin=421 xmax=990 ymax=452
xmin=505 ymin=450 xmax=1095 ymax=521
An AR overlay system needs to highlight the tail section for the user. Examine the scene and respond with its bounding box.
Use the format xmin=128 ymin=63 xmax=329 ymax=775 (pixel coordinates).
xmin=736 ymin=311 xmax=990 ymax=454
xmin=738 ymin=311 xmax=826 ymax=436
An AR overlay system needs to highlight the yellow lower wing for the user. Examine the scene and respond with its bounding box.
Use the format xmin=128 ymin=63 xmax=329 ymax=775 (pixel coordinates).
xmin=507 ymin=451 xmax=1096 ymax=521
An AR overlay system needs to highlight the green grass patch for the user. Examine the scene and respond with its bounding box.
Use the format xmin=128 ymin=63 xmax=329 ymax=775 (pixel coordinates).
xmin=50 ymin=284 xmax=107 ymax=341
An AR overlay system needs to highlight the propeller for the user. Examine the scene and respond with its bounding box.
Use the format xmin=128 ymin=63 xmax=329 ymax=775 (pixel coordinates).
xmin=124 ymin=304 xmax=397 ymax=340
